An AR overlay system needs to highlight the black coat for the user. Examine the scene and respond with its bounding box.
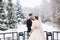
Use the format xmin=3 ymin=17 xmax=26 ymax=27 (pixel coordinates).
xmin=26 ymin=19 xmax=32 ymax=33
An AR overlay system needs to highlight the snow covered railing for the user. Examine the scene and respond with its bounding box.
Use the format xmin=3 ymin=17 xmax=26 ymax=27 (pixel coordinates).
xmin=44 ymin=31 xmax=60 ymax=40
xmin=52 ymin=31 xmax=60 ymax=40
xmin=0 ymin=32 xmax=18 ymax=40
xmin=0 ymin=31 xmax=60 ymax=40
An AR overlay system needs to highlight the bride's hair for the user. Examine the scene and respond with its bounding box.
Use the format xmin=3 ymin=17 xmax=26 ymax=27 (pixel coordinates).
xmin=35 ymin=16 xmax=39 ymax=20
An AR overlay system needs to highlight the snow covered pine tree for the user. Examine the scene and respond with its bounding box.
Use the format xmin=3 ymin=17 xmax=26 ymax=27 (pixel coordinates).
xmin=0 ymin=0 xmax=8 ymax=31
xmin=7 ymin=0 xmax=17 ymax=29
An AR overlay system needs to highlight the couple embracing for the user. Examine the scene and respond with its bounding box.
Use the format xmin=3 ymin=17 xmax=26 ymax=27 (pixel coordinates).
xmin=26 ymin=13 xmax=45 ymax=40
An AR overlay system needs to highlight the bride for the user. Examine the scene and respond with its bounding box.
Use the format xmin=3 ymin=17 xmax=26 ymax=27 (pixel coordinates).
xmin=28 ymin=16 xmax=45 ymax=40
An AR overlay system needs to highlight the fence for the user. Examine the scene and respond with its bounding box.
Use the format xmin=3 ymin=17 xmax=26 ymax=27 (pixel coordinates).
xmin=0 ymin=32 xmax=18 ymax=40
xmin=52 ymin=31 xmax=60 ymax=40
xmin=0 ymin=31 xmax=60 ymax=40
xmin=44 ymin=31 xmax=60 ymax=40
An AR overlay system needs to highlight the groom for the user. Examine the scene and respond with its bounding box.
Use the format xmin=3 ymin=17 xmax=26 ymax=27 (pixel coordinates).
xmin=26 ymin=13 xmax=33 ymax=35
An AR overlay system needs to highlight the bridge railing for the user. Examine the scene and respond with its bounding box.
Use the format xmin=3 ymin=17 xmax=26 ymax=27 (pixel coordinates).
xmin=0 ymin=31 xmax=60 ymax=40
xmin=52 ymin=31 xmax=60 ymax=40
xmin=0 ymin=32 xmax=18 ymax=40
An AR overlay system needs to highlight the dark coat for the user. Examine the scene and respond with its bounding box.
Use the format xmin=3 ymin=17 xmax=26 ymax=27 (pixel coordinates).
xmin=26 ymin=19 xmax=32 ymax=33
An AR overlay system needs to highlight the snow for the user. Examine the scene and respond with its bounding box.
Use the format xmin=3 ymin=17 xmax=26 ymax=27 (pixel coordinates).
xmin=0 ymin=23 xmax=27 ymax=33
xmin=42 ymin=22 xmax=58 ymax=32
xmin=0 ymin=22 xmax=59 ymax=33
xmin=16 ymin=23 xmax=27 ymax=32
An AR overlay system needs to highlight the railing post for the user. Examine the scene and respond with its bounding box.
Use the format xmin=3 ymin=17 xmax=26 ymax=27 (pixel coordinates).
xmin=24 ymin=31 xmax=28 ymax=40
xmin=3 ymin=33 xmax=5 ymax=40
xmin=12 ymin=33 xmax=14 ymax=40
xmin=46 ymin=32 xmax=52 ymax=40
xmin=52 ymin=32 xmax=54 ymax=40
xmin=19 ymin=32 xmax=24 ymax=40
xmin=17 ymin=32 xmax=19 ymax=40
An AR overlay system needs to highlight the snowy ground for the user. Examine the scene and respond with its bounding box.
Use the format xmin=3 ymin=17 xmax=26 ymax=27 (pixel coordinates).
xmin=42 ymin=22 xmax=59 ymax=32
xmin=16 ymin=22 xmax=59 ymax=32
xmin=0 ymin=22 xmax=59 ymax=33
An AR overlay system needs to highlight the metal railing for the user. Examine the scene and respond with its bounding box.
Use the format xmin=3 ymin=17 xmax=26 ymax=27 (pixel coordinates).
xmin=0 ymin=32 xmax=18 ymax=40
xmin=52 ymin=31 xmax=60 ymax=40
xmin=0 ymin=31 xmax=60 ymax=40
xmin=44 ymin=31 xmax=60 ymax=40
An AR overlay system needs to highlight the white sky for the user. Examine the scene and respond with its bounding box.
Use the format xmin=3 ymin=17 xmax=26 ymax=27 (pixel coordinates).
xmin=20 ymin=0 xmax=43 ymax=8
xmin=12 ymin=0 xmax=50 ymax=8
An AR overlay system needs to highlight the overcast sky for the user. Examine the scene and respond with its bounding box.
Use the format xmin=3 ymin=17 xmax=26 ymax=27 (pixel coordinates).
xmin=12 ymin=0 xmax=50 ymax=8
xmin=20 ymin=0 xmax=43 ymax=8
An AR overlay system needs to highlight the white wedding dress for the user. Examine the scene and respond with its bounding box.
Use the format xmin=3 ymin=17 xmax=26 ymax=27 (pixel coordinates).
xmin=28 ymin=20 xmax=45 ymax=40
